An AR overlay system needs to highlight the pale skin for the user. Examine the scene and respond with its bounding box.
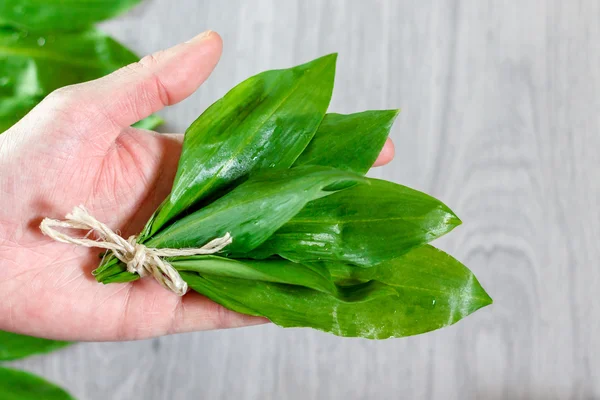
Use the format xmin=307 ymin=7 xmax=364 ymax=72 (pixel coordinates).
xmin=0 ymin=31 xmax=395 ymax=341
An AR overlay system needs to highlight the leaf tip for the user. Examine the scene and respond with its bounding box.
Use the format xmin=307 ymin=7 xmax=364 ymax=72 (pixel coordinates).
xmin=451 ymin=213 xmax=462 ymax=227
xmin=442 ymin=206 xmax=462 ymax=230
xmin=323 ymin=52 xmax=339 ymax=61
xmin=480 ymin=282 xmax=493 ymax=306
xmin=484 ymin=292 xmax=493 ymax=306
xmin=385 ymin=108 xmax=401 ymax=126
xmin=469 ymin=274 xmax=493 ymax=312
xmin=312 ymin=53 xmax=338 ymax=69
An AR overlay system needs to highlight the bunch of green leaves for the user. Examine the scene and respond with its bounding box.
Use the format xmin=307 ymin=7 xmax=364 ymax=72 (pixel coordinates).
xmin=0 ymin=0 xmax=161 ymax=134
xmin=94 ymin=54 xmax=492 ymax=340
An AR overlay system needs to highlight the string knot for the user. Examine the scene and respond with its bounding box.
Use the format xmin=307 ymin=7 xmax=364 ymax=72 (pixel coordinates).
xmin=39 ymin=205 xmax=232 ymax=296
xmin=125 ymin=237 xmax=148 ymax=276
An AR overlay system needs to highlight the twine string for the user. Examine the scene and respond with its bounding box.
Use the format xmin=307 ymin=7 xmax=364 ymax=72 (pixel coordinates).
xmin=39 ymin=205 xmax=232 ymax=296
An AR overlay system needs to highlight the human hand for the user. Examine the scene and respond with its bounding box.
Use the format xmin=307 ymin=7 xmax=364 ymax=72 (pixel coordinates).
xmin=0 ymin=31 xmax=395 ymax=341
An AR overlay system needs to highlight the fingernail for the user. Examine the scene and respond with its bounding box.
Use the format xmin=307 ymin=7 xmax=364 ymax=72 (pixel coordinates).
xmin=185 ymin=30 xmax=213 ymax=43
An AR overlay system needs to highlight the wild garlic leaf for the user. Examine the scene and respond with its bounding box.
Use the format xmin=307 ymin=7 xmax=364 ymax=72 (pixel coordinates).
xmin=294 ymin=110 xmax=399 ymax=175
xmin=0 ymin=367 xmax=75 ymax=400
xmin=148 ymin=166 xmax=365 ymax=253
xmin=173 ymin=256 xmax=336 ymax=294
xmin=171 ymin=256 xmax=396 ymax=302
xmin=181 ymin=245 xmax=492 ymax=339
xmin=94 ymin=166 xmax=365 ymax=283
xmin=0 ymin=331 xmax=70 ymax=361
xmin=0 ymin=0 xmax=141 ymax=32
xmin=248 ymin=178 xmax=461 ymax=267
xmin=142 ymin=54 xmax=337 ymax=238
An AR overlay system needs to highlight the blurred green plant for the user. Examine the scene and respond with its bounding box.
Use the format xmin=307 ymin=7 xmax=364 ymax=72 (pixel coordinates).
xmin=0 ymin=1 xmax=162 ymax=135
xmin=0 ymin=367 xmax=75 ymax=400
xmin=0 ymin=0 xmax=142 ymax=32
xmin=0 ymin=331 xmax=71 ymax=362
xmin=0 ymin=331 xmax=74 ymax=399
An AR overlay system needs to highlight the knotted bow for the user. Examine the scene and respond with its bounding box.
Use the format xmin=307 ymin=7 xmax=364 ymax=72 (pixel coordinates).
xmin=40 ymin=205 xmax=232 ymax=296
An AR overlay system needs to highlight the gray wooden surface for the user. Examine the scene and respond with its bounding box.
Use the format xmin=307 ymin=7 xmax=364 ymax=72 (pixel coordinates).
xmin=9 ymin=0 xmax=600 ymax=399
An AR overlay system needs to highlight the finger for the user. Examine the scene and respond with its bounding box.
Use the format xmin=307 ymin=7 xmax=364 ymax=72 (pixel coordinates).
xmin=93 ymin=30 xmax=221 ymax=127
xmin=373 ymin=138 xmax=395 ymax=167
xmin=54 ymin=31 xmax=222 ymax=144
xmin=159 ymin=133 xmax=184 ymax=143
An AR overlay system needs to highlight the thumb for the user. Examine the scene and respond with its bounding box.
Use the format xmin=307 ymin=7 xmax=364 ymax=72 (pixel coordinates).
xmin=43 ymin=30 xmax=222 ymax=145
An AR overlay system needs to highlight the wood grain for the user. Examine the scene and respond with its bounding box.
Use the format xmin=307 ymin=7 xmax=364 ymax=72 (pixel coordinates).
xmin=9 ymin=0 xmax=600 ymax=399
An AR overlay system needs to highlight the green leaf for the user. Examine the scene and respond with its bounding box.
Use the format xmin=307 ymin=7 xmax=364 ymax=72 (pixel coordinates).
xmin=0 ymin=95 xmax=38 ymax=133
xmin=174 ymin=256 xmax=336 ymax=294
xmin=172 ymin=256 xmax=396 ymax=302
xmin=141 ymin=54 xmax=338 ymax=239
xmin=0 ymin=331 xmax=70 ymax=361
xmin=181 ymin=245 xmax=492 ymax=339
xmin=150 ymin=166 xmax=365 ymax=252
xmin=0 ymin=28 xmax=138 ymax=98
xmin=0 ymin=0 xmax=141 ymax=32
xmin=94 ymin=166 xmax=365 ymax=283
xmin=294 ymin=110 xmax=399 ymax=174
xmin=0 ymin=367 xmax=74 ymax=400
xmin=248 ymin=178 xmax=461 ymax=267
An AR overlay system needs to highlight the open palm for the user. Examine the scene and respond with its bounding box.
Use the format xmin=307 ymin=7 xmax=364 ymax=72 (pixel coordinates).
xmin=0 ymin=32 xmax=394 ymax=341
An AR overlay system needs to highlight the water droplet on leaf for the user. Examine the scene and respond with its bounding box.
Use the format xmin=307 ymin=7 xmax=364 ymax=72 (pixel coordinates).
xmin=37 ymin=37 xmax=46 ymax=46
